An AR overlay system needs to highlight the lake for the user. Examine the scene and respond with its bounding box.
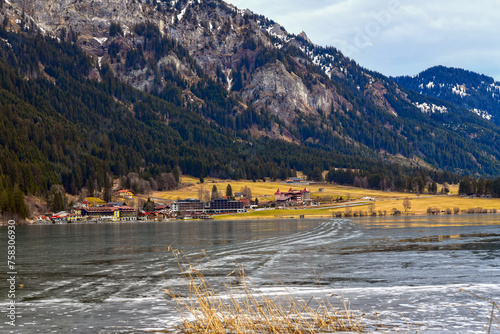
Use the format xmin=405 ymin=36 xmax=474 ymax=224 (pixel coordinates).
xmin=1 ymin=215 xmax=500 ymax=333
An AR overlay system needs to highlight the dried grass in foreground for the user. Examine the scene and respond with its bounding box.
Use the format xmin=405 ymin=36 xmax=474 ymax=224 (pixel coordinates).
xmin=164 ymin=249 xmax=365 ymax=334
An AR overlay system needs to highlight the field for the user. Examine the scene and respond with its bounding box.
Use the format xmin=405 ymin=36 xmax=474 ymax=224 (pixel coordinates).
xmin=140 ymin=176 xmax=500 ymax=220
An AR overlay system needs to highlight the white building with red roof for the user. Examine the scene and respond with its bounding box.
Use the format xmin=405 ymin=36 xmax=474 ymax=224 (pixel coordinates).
xmin=115 ymin=189 xmax=134 ymax=199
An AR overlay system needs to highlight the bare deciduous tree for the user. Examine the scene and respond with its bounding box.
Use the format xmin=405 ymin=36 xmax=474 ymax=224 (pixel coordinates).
xmin=240 ymin=186 xmax=252 ymax=199
xmin=403 ymin=197 xmax=411 ymax=212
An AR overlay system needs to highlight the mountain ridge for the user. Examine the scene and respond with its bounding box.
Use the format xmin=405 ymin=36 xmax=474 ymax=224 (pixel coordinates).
xmin=393 ymin=65 xmax=500 ymax=124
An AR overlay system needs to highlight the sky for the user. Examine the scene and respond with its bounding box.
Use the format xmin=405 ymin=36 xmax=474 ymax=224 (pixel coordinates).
xmin=226 ymin=0 xmax=500 ymax=81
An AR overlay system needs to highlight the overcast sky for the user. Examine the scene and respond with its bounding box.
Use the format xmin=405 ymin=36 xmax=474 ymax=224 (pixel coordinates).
xmin=226 ymin=0 xmax=500 ymax=81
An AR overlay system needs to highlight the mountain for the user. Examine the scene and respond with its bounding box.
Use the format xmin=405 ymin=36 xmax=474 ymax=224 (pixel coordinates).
xmin=393 ymin=66 xmax=500 ymax=125
xmin=1 ymin=0 xmax=500 ymax=218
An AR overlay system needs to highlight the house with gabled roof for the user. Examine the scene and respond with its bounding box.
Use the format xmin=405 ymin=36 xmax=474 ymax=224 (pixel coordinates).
xmin=115 ymin=189 xmax=134 ymax=199
xmin=275 ymin=187 xmax=311 ymax=203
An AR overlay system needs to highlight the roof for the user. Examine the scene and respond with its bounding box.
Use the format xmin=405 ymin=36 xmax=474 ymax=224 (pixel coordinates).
xmin=147 ymin=212 xmax=165 ymax=216
xmin=116 ymin=189 xmax=133 ymax=193
xmin=106 ymin=202 xmax=127 ymax=207
xmin=117 ymin=206 xmax=135 ymax=212
xmin=275 ymin=189 xmax=281 ymax=194
xmin=85 ymin=207 xmax=117 ymax=213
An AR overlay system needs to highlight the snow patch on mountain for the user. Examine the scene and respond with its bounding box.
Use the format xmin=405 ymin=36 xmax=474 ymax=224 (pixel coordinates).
xmin=414 ymin=102 xmax=448 ymax=114
xmin=452 ymin=84 xmax=469 ymax=97
xmin=470 ymin=108 xmax=492 ymax=120
xmin=94 ymin=37 xmax=108 ymax=45
xmin=177 ymin=0 xmax=194 ymax=21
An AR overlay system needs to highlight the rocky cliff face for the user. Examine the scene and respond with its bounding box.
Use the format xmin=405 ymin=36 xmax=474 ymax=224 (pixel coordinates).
xmin=5 ymin=0 xmax=388 ymax=127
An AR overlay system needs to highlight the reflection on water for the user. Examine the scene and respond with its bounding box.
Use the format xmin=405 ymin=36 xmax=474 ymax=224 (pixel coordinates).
xmin=357 ymin=213 xmax=500 ymax=229
xmin=0 ymin=216 xmax=499 ymax=333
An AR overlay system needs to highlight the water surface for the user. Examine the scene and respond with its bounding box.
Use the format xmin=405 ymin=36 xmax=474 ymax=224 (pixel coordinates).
xmin=1 ymin=215 xmax=499 ymax=333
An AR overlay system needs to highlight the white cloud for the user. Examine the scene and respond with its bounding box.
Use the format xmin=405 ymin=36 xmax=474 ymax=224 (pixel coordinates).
xmin=225 ymin=0 xmax=500 ymax=80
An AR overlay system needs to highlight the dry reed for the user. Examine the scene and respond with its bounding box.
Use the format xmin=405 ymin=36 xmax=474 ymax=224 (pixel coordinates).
xmin=164 ymin=248 xmax=366 ymax=333
xmin=162 ymin=250 xmax=500 ymax=333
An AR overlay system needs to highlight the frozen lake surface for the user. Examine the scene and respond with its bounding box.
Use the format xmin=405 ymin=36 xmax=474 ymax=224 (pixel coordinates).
xmin=1 ymin=215 xmax=500 ymax=333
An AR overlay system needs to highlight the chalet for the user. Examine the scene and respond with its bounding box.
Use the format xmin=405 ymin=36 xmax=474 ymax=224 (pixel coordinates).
xmin=147 ymin=212 xmax=166 ymax=221
xmin=155 ymin=204 xmax=170 ymax=211
xmin=115 ymin=189 xmax=134 ymax=199
xmin=238 ymin=198 xmax=252 ymax=208
xmin=275 ymin=188 xmax=311 ymax=204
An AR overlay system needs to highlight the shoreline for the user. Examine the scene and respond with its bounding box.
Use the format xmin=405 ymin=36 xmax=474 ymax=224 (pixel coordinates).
xmin=3 ymin=211 xmax=500 ymax=226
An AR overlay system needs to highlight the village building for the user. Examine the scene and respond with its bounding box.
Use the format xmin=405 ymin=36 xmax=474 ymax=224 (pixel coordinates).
xmin=284 ymin=177 xmax=304 ymax=183
xmin=206 ymin=198 xmax=245 ymax=214
xmin=138 ymin=212 xmax=167 ymax=221
xmin=115 ymin=189 xmax=135 ymax=199
xmin=117 ymin=206 xmax=137 ymax=221
xmin=73 ymin=201 xmax=90 ymax=208
xmin=69 ymin=206 xmax=136 ymax=222
xmin=171 ymin=198 xmax=246 ymax=215
xmin=82 ymin=206 xmax=117 ymax=221
xmin=105 ymin=202 xmax=127 ymax=207
xmin=274 ymin=188 xmax=311 ymax=204
xmin=238 ymin=198 xmax=252 ymax=208
xmin=154 ymin=204 xmax=170 ymax=211
xmin=48 ymin=211 xmax=70 ymax=222
xmin=171 ymin=199 xmax=205 ymax=215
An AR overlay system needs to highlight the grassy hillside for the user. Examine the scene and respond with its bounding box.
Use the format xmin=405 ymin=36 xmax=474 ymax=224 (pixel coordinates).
xmin=138 ymin=177 xmax=500 ymax=219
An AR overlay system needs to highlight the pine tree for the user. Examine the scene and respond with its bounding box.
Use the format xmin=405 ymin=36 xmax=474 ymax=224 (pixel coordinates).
xmin=173 ymin=167 xmax=180 ymax=184
xmin=431 ymin=181 xmax=438 ymax=194
xmin=211 ymin=185 xmax=219 ymax=200
xmin=6 ymin=188 xmax=15 ymax=214
xmin=143 ymin=198 xmax=155 ymax=211
xmin=103 ymin=173 xmax=113 ymax=203
xmin=13 ymin=185 xmax=28 ymax=219
xmin=226 ymin=184 xmax=233 ymax=199
xmin=0 ymin=188 xmax=7 ymax=215
xmin=48 ymin=185 xmax=67 ymax=212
